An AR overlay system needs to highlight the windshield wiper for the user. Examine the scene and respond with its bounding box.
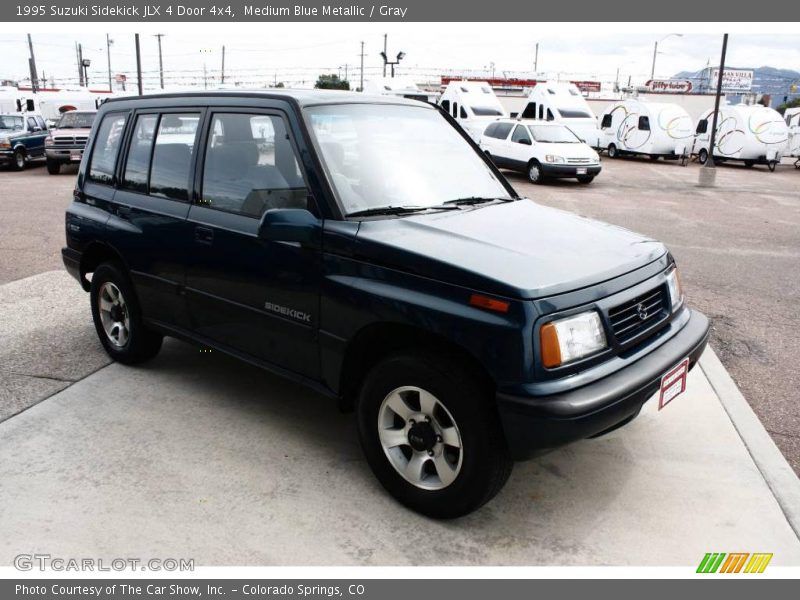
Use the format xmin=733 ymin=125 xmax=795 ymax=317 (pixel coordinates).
xmin=441 ymin=196 xmax=514 ymax=206
xmin=346 ymin=205 xmax=457 ymax=218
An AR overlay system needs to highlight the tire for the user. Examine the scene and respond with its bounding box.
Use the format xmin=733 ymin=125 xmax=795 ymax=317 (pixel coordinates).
xmin=46 ymin=158 xmax=61 ymax=174
xmin=577 ymin=175 xmax=595 ymax=184
xmin=649 ymin=155 xmax=660 ymax=161
xmin=744 ymin=160 xmax=755 ymax=168
xmin=357 ymin=352 xmax=513 ymax=519
xmin=607 ymin=144 xmax=618 ymax=158
xmin=90 ymin=262 xmax=163 ymax=365
xmin=12 ymin=149 xmax=26 ymax=170
xmin=527 ymin=160 xmax=543 ymax=184
xmin=698 ymin=149 xmax=709 ymax=165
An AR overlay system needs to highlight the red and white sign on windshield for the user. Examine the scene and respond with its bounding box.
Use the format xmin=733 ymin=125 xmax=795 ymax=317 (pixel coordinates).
xmin=646 ymin=79 xmax=693 ymax=93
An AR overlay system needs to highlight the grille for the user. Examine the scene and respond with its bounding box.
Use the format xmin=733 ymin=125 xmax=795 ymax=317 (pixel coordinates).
xmin=608 ymin=286 xmax=667 ymax=343
xmin=53 ymin=136 xmax=88 ymax=147
xmin=567 ymin=157 xmax=593 ymax=165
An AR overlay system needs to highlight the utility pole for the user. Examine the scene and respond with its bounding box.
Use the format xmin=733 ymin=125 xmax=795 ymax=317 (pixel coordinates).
xmin=154 ymin=34 xmax=165 ymax=89
xmin=359 ymin=41 xmax=365 ymax=91
xmin=27 ymin=34 xmax=39 ymax=92
xmin=699 ymin=33 xmax=728 ymax=187
xmin=221 ymin=45 xmax=226 ymax=85
xmin=382 ymin=34 xmax=387 ymax=77
xmin=534 ymin=42 xmax=539 ymax=74
xmin=106 ymin=34 xmax=113 ymax=92
xmin=75 ymin=42 xmax=82 ymax=86
xmin=135 ymin=34 xmax=143 ymax=95
xmin=78 ymin=43 xmax=85 ymax=87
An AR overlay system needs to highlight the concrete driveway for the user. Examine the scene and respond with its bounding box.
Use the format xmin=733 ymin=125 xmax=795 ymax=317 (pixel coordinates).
xmin=1 ymin=275 xmax=799 ymax=566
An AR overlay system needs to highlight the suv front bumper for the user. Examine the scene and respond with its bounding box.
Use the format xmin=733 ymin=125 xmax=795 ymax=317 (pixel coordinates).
xmin=497 ymin=309 xmax=709 ymax=460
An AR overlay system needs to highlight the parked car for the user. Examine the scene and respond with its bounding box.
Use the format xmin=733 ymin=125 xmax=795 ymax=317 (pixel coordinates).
xmin=62 ymin=90 xmax=708 ymax=518
xmin=0 ymin=112 xmax=48 ymax=170
xmin=45 ymin=110 xmax=97 ymax=174
xmin=480 ymin=119 xmax=602 ymax=184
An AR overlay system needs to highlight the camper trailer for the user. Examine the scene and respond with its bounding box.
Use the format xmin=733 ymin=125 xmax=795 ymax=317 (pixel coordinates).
xmin=785 ymin=107 xmax=800 ymax=166
xmin=439 ymin=80 xmax=507 ymax=141
xmin=599 ymin=99 xmax=694 ymax=160
xmin=519 ymin=81 xmax=601 ymax=147
xmin=361 ymin=78 xmax=438 ymax=104
xmin=693 ymin=104 xmax=789 ymax=170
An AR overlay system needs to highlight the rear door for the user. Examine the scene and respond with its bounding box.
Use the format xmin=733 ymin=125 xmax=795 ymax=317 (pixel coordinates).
xmin=184 ymin=108 xmax=322 ymax=378
xmin=487 ymin=122 xmax=515 ymax=168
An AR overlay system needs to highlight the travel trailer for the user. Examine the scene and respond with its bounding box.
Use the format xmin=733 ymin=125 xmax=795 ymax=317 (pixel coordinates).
xmin=599 ymin=99 xmax=694 ymax=160
xmin=439 ymin=80 xmax=507 ymax=141
xmin=361 ymin=78 xmax=438 ymax=104
xmin=518 ymin=81 xmax=601 ymax=147
xmin=0 ymin=87 xmax=107 ymax=126
xmin=784 ymin=107 xmax=800 ymax=165
xmin=693 ymin=104 xmax=789 ymax=170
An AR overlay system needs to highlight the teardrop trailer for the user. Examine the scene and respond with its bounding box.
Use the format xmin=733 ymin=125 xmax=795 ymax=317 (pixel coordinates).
xmin=62 ymin=89 xmax=709 ymax=518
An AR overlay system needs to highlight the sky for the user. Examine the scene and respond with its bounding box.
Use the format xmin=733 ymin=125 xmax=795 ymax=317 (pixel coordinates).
xmin=1 ymin=24 xmax=799 ymax=90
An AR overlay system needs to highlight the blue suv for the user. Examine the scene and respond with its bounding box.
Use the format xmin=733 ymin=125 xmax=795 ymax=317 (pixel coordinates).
xmin=63 ymin=91 xmax=709 ymax=517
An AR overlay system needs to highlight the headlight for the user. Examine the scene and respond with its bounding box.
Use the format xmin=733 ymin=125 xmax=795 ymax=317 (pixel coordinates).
xmin=44 ymin=136 xmax=54 ymax=147
xmin=545 ymin=155 xmax=565 ymax=164
xmin=540 ymin=311 xmax=607 ymax=368
xmin=0 ymin=139 xmax=10 ymax=149
xmin=666 ymin=267 xmax=684 ymax=312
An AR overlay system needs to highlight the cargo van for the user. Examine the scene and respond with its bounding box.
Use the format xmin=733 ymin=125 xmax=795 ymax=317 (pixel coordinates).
xmin=439 ymin=80 xmax=507 ymax=141
xmin=519 ymin=81 xmax=601 ymax=148
xmin=600 ymin=98 xmax=693 ymax=160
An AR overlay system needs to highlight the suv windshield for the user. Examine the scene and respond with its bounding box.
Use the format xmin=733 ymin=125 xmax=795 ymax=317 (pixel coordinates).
xmin=306 ymin=104 xmax=511 ymax=215
xmin=56 ymin=112 xmax=96 ymax=129
xmin=0 ymin=115 xmax=24 ymax=130
xmin=529 ymin=124 xmax=581 ymax=143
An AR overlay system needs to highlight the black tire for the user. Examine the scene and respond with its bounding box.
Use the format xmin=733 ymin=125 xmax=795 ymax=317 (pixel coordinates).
xmin=90 ymin=262 xmax=163 ymax=365
xmin=12 ymin=149 xmax=26 ymax=170
xmin=607 ymin=144 xmax=619 ymax=158
xmin=744 ymin=160 xmax=755 ymax=168
xmin=649 ymin=155 xmax=660 ymax=161
xmin=527 ymin=160 xmax=544 ymax=184
xmin=698 ymin=149 xmax=709 ymax=165
xmin=357 ymin=352 xmax=512 ymax=519
xmin=577 ymin=175 xmax=595 ymax=184
xmin=46 ymin=158 xmax=61 ymax=174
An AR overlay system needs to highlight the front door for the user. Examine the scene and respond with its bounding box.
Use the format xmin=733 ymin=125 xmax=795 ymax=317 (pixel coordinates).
xmin=508 ymin=124 xmax=534 ymax=169
xmin=185 ymin=109 xmax=321 ymax=379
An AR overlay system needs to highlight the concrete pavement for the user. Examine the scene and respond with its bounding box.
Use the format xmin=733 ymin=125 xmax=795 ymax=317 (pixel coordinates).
xmin=0 ymin=272 xmax=799 ymax=565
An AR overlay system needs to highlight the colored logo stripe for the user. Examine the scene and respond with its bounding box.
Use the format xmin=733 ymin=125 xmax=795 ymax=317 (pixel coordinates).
xmin=744 ymin=553 xmax=773 ymax=573
xmin=697 ymin=552 xmax=773 ymax=573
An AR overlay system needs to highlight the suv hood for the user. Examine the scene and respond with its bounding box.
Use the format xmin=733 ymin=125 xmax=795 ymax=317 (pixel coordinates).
xmin=353 ymin=200 xmax=666 ymax=299
xmin=50 ymin=126 xmax=92 ymax=136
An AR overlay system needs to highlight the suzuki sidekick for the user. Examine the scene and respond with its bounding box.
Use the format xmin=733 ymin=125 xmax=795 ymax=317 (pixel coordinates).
xmin=62 ymin=90 xmax=709 ymax=518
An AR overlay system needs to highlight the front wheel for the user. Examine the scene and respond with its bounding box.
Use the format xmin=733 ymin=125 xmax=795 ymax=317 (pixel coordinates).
xmin=90 ymin=262 xmax=163 ymax=364
xmin=357 ymin=353 xmax=512 ymax=518
xmin=577 ymin=175 xmax=595 ymax=184
xmin=13 ymin=149 xmax=26 ymax=170
xmin=527 ymin=160 xmax=543 ymax=184
xmin=698 ymin=149 xmax=709 ymax=165
xmin=46 ymin=158 xmax=61 ymax=174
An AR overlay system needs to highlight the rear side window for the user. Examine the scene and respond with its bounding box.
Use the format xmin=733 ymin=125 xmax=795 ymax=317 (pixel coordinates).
xmin=149 ymin=113 xmax=200 ymax=201
xmin=521 ymin=103 xmax=536 ymax=119
xmin=638 ymin=116 xmax=650 ymax=131
xmin=484 ymin=123 xmax=497 ymax=138
xmin=696 ymin=119 xmax=708 ymax=134
xmin=460 ymin=106 xmax=468 ymax=119
xmin=440 ymin=100 xmax=450 ymax=113
xmin=201 ymin=113 xmax=308 ymax=218
xmin=122 ymin=114 xmax=158 ymax=193
xmin=88 ymin=113 xmax=128 ymax=185
xmin=601 ymin=114 xmax=613 ymax=128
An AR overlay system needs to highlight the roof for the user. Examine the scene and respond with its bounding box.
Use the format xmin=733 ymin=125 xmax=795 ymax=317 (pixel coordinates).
xmin=101 ymin=88 xmax=432 ymax=109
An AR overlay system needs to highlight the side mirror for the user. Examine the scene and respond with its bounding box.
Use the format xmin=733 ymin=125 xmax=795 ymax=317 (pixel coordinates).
xmin=258 ymin=208 xmax=319 ymax=244
xmin=518 ymin=138 xmax=532 ymax=145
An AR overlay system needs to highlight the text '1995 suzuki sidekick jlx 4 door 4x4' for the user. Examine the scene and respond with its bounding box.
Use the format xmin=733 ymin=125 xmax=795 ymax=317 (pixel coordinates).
xmin=63 ymin=90 xmax=709 ymax=518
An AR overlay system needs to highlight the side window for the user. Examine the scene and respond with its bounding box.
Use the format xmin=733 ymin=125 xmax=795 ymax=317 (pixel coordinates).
xmin=35 ymin=116 xmax=46 ymax=130
xmin=538 ymin=105 xmax=544 ymax=120
xmin=27 ymin=117 xmax=37 ymax=130
xmin=122 ymin=114 xmax=158 ymax=193
xmin=696 ymin=119 xmax=708 ymax=134
xmin=440 ymin=99 xmax=450 ymax=113
xmin=26 ymin=99 xmax=35 ymax=111
xmin=201 ymin=113 xmax=308 ymax=218
xmin=511 ymin=125 xmax=531 ymax=144
xmin=601 ymin=114 xmax=613 ymax=129
xmin=88 ymin=113 xmax=128 ymax=185
xmin=521 ymin=102 xmax=536 ymax=119
xmin=149 ymin=113 xmax=200 ymax=201
xmin=452 ymin=102 xmax=459 ymax=118
xmin=460 ymin=106 xmax=468 ymax=119
xmin=638 ymin=116 xmax=650 ymax=131
xmin=484 ymin=123 xmax=497 ymax=138
xmin=495 ymin=122 xmax=514 ymax=139
xmin=546 ymin=109 xmax=555 ymax=121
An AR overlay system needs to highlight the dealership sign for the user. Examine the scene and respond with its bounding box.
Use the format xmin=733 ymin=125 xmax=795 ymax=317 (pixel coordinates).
xmin=711 ymin=69 xmax=753 ymax=91
xmin=646 ymin=79 xmax=693 ymax=93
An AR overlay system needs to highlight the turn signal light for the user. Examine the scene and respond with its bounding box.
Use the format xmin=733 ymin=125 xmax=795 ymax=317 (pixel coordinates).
xmin=540 ymin=322 xmax=562 ymax=368
xmin=469 ymin=294 xmax=510 ymax=313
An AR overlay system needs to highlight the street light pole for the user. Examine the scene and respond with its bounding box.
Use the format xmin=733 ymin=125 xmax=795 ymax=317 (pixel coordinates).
xmin=134 ymin=34 xmax=143 ymax=95
xmin=106 ymin=34 xmax=113 ymax=92
xmin=359 ymin=41 xmax=364 ymax=91
xmin=698 ymin=33 xmax=728 ymax=187
xmin=651 ymin=33 xmax=683 ymax=80
xmin=154 ymin=34 xmax=165 ymax=89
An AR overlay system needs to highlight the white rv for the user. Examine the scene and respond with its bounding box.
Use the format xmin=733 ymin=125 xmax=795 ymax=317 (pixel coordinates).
xmin=784 ymin=107 xmax=800 ymax=164
xmin=693 ymin=104 xmax=789 ymax=170
xmin=518 ymin=81 xmax=601 ymax=147
xmin=439 ymin=80 xmax=507 ymax=141
xmin=361 ymin=77 xmax=438 ymax=104
xmin=599 ymin=99 xmax=694 ymax=160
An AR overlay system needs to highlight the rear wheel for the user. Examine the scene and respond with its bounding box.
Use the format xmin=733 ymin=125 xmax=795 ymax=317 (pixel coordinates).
xmin=357 ymin=353 xmax=512 ymax=518
xmin=12 ymin=149 xmax=26 ymax=170
xmin=607 ymin=144 xmax=619 ymax=158
xmin=698 ymin=149 xmax=709 ymax=164
xmin=527 ymin=160 xmax=543 ymax=184
xmin=649 ymin=154 xmax=660 ymax=161
xmin=90 ymin=262 xmax=163 ymax=364
xmin=46 ymin=158 xmax=61 ymax=174
xmin=577 ymin=175 xmax=595 ymax=184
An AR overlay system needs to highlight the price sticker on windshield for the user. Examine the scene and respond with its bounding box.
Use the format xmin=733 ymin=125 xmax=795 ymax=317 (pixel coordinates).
xmin=658 ymin=358 xmax=689 ymax=410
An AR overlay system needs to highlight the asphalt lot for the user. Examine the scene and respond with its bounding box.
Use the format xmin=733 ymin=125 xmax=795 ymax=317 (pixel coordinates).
xmin=0 ymin=157 xmax=799 ymax=480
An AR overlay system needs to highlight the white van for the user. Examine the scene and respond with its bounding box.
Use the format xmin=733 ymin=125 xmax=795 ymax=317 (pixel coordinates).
xmin=439 ymin=80 xmax=507 ymax=141
xmin=693 ymin=104 xmax=789 ymax=170
xmin=479 ymin=119 xmax=601 ymax=184
xmin=361 ymin=78 xmax=438 ymax=104
xmin=784 ymin=107 xmax=800 ymax=165
xmin=518 ymin=81 xmax=601 ymax=148
xmin=599 ymin=98 xmax=693 ymax=160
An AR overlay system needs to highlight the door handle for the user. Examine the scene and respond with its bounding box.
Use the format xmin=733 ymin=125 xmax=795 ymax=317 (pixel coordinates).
xmin=194 ymin=226 xmax=214 ymax=244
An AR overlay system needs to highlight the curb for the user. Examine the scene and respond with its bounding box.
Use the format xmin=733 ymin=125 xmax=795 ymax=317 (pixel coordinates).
xmin=699 ymin=347 xmax=800 ymax=540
